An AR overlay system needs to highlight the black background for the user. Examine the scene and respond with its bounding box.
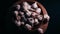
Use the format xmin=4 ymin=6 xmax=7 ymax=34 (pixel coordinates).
xmin=0 ymin=0 xmax=60 ymax=34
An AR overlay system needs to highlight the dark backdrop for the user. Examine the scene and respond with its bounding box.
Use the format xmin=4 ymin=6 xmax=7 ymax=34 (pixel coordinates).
xmin=0 ymin=0 xmax=60 ymax=34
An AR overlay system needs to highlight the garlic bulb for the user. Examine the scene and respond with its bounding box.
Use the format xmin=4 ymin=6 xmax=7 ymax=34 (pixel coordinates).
xmin=38 ymin=28 xmax=43 ymax=34
xmin=15 ymin=20 xmax=21 ymax=26
xmin=36 ymin=8 xmax=41 ymax=14
xmin=37 ymin=15 xmax=43 ymax=20
xmin=23 ymin=2 xmax=31 ymax=9
xmin=44 ymin=14 xmax=50 ymax=20
xmin=14 ymin=11 xmax=18 ymax=15
xmin=28 ymin=18 xmax=34 ymax=24
xmin=16 ymin=4 xmax=20 ymax=10
xmin=25 ymin=24 xmax=32 ymax=30
xmin=35 ymin=18 xmax=39 ymax=24
xmin=32 ymin=2 xmax=38 ymax=9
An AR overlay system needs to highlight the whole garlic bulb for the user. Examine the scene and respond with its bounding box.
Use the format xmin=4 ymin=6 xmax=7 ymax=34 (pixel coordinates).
xmin=32 ymin=2 xmax=38 ymax=9
xmin=36 ymin=8 xmax=41 ymax=14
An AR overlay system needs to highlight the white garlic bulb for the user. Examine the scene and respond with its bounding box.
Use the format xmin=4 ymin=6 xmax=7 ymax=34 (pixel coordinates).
xmin=44 ymin=14 xmax=50 ymax=20
xmin=32 ymin=2 xmax=38 ymax=9
xmin=35 ymin=18 xmax=39 ymax=24
xmin=36 ymin=8 xmax=41 ymax=14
